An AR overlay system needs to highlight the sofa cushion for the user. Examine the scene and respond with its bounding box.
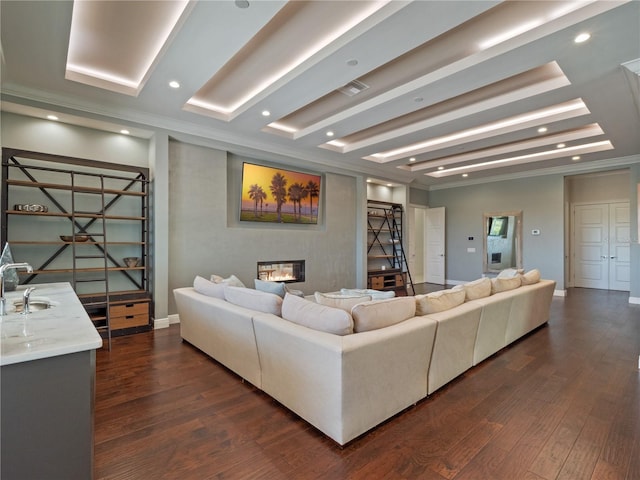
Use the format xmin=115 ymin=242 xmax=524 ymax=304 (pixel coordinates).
xmin=211 ymin=274 xmax=246 ymax=288
xmin=520 ymin=268 xmax=541 ymax=285
xmin=415 ymin=288 xmax=465 ymax=315
xmin=193 ymin=275 xmax=226 ymax=299
xmin=351 ymin=296 xmax=416 ymax=333
xmin=282 ymin=293 xmax=353 ymax=335
xmin=255 ymin=279 xmax=286 ymax=298
xmin=224 ymin=285 xmax=283 ymax=316
xmin=314 ymin=292 xmax=371 ymax=312
xmin=453 ymin=277 xmax=491 ymax=301
xmin=340 ymin=288 xmax=395 ymax=300
xmin=491 ymin=276 xmax=522 ymax=294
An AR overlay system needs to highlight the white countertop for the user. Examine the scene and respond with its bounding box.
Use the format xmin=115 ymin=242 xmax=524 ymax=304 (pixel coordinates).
xmin=0 ymin=282 xmax=103 ymax=366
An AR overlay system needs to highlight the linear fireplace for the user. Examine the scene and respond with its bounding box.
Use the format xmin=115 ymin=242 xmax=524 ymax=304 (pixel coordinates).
xmin=257 ymin=260 xmax=305 ymax=283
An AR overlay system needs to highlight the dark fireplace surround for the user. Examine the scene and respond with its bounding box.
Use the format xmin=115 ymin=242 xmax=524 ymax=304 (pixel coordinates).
xmin=257 ymin=260 xmax=305 ymax=283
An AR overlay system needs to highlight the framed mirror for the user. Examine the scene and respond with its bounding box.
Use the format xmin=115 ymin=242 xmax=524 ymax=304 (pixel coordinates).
xmin=483 ymin=210 xmax=523 ymax=273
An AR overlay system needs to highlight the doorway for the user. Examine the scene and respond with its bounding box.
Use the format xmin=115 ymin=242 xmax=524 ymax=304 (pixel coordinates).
xmin=572 ymin=202 xmax=630 ymax=291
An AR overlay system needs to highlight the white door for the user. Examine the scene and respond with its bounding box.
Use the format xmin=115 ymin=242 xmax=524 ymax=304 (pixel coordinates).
xmin=608 ymin=203 xmax=631 ymax=291
xmin=408 ymin=207 xmax=425 ymax=284
xmin=425 ymin=207 xmax=445 ymax=285
xmin=573 ymin=202 xmax=630 ymax=291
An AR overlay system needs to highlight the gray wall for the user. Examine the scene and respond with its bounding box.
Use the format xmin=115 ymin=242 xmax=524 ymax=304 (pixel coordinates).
xmin=428 ymin=175 xmax=566 ymax=288
xmin=167 ymin=140 xmax=358 ymax=314
xmin=630 ymin=164 xmax=640 ymax=300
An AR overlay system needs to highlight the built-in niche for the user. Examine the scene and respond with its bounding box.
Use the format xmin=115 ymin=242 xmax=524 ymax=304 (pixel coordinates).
xmin=483 ymin=211 xmax=523 ymax=273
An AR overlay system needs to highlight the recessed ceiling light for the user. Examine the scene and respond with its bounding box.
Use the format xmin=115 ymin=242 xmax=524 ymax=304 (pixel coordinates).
xmin=409 ymin=157 xmax=416 ymax=162
xmin=414 ymin=97 xmax=424 ymax=103
xmin=438 ymin=166 xmax=445 ymax=170
xmin=386 ymin=183 xmax=393 ymax=187
xmin=572 ymin=155 xmax=581 ymax=161
xmin=169 ymin=80 xmax=180 ymax=89
xmin=47 ymin=115 xmax=59 ymax=121
xmin=538 ymin=127 xmax=548 ymax=133
xmin=346 ymin=59 xmax=358 ymax=67
xmin=574 ymin=32 xmax=591 ymax=44
xmin=120 ymin=129 xmax=130 ymax=135
xmin=366 ymin=179 xmax=372 ymax=183
xmin=462 ymin=173 xmax=469 ymax=178
xmin=557 ymin=143 xmax=566 ymax=148
xmin=235 ymin=0 xmax=250 ymax=8
xmin=326 ymin=131 xmax=334 ymax=137
xmin=262 ymin=110 xmax=271 ymax=117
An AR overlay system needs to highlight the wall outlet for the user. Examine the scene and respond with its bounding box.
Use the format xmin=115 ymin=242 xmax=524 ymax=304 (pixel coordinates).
xmin=532 ymin=229 xmax=541 ymax=235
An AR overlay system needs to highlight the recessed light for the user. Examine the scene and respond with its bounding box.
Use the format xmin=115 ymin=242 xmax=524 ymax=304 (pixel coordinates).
xmin=462 ymin=173 xmax=469 ymax=178
xmin=574 ymin=32 xmax=591 ymax=44
xmin=538 ymin=127 xmax=548 ymax=133
xmin=169 ymin=80 xmax=180 ymax=89
xmin=386 ymin=183 xmax=393 ymax=187
xmin=235 ymin=0 xmax=250 ymax=8
xmin=366 ymin=179 xmax=372 ymax=183
xmin=346 ymin=59 xmax=358 ymax=67
xmin=409 ymin=157 xmax=416 ymax=162
xmin=414 ymin=97 xmax=424 ymax=103
xmin=438 ymin=166 xmax=445 ymax=170
xmin=262 ymin=110 xmax=271 ymax=117
xmin=557 ymin=143 xmax=566 ymax=148
xmin=120 ymin=129 xmax=130 ymax=135
xmin=326 ymin=131 xmax=334 ymax=137
xmin=572 ymin=155 xmax=581 ymax=161
xmin=47 ymin=115 xmax=58 ymax=121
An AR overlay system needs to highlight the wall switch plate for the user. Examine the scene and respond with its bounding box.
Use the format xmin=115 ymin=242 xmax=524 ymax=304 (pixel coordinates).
xmin=532 ymin=229 xmax=541 ymax=235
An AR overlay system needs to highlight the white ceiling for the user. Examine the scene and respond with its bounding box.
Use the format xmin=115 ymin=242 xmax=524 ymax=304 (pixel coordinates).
xmin=1 ymin=0 xmax=639 ymax=188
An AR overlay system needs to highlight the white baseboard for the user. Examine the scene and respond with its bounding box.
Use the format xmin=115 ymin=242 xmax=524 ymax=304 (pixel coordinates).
xmin=630 ymin=296 xmax=640 ymax=305
xmin=155 ymin=314 xmax=180 ymax=329
xmin=554 ymin=289 xmax=567 ymax=297
xmin=154 ymin=317 xmax=169 ymax=329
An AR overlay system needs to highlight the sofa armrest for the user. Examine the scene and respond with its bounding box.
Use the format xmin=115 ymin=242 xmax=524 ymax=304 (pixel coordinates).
xmin=174 ymin=287 xmax=262 ymax=388
xmin=252 ymin=313 xmax=437 ymax=445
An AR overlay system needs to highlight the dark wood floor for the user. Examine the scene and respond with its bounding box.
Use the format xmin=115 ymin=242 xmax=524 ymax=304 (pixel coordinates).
xmin=95 ymin=287 xmax=640 ymax=479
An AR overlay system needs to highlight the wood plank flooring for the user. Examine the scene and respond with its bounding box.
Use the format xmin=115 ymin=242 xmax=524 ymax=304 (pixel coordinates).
xmin=95 ymin=287 xmax=640 ymax=479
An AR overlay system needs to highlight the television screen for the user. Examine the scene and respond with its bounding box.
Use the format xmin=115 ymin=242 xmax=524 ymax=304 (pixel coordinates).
xmin=240 ymin=162 xmax=321 ymax=224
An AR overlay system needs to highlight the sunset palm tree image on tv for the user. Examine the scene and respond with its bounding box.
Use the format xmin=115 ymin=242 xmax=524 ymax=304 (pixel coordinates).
xmin=241 ymin=162 xmax=321 ymax=224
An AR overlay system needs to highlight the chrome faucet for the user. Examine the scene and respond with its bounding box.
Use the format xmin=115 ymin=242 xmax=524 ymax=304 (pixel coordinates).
xmin=0 ymin=263 xmax=33 ymax=316
xmin=22 ymin=287 xmax=36 ymax=315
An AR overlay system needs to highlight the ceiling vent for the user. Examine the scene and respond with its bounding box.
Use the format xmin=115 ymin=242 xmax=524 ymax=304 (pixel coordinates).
xmin=337 ymin=79 xmax=370 ymax=97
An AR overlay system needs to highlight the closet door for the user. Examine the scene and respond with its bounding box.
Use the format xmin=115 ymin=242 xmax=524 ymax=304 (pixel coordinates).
xmin=573 ymin=202 xmax=629 ymax=291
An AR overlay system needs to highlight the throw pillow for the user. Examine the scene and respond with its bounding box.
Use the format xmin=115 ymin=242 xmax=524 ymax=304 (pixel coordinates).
xmin=490 ymin=276 xmax=522 ymax=294
xmin=224 ymin=285 xmax=283 ymax=315
xmin=497 ymin=268 xmax=524 ymax=279
xmin=210 ymin=274 xmax=246 ymax=288
xmin=314 ymin=292 xmax=371 ymax=312
xmin=351 ymin=296 xmax=416 ymax=333
xmin=254 ymin=278 xmax=286 ymax=298
xmin=415 ymin=288 xmax=465 ymax=315
xmin=340 ymin=288 xmax=395 ymax=300
xmin=281 ymin=293 xmax=353 ymax=335
xmin=193 ymin=275 xmax=226 ymax=299
xmin=284 ymin=286 xmax=305 ymax=297
xmin=520 ymin=268 xmax=541 ymax=285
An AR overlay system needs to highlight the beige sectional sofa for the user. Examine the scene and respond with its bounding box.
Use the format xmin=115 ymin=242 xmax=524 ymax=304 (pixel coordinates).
xmin=174 ymin=275 xmax=555 ymax=445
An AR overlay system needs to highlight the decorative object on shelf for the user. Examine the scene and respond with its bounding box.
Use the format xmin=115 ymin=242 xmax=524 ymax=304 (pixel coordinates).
xmin=0 ymin=242 xmax=19 ymax=291
xmin=59 ymin=235 xmax=90 ymax=242
xmin=123 ymin=257 xmax=141 ymax=268
xmin=13 ymin=203 xmax=48 ymax=212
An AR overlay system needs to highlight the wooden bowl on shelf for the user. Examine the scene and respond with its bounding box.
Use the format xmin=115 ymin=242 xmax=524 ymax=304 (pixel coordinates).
xmin=60 ymin=235 xmax=90 ymax=242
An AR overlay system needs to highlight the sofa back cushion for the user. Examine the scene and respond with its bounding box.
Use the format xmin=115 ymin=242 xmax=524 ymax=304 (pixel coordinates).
xmin=491 ymin=276 xmax=522 ymax=294
xmin=193 ymin=275 xmax=226 ymax=299
xmin=520 ymin=268 xmax=541 ymax=285
xmin=314 ymin=292 xmax=371 ymax=312
xmin=282 ymin=293 xmax=353 ymax=335
xmin=351 ymin=296 xmax=416 ymax=333
xmin=224 ymin=286 xmax=283 ymax=316
xmin=415 ymin=288 xmax=465 ymax=315
xmin=339 ymin=288 xmax=396 ymax=300
xmin=453 ymin=277 xmax=491 ymax=301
